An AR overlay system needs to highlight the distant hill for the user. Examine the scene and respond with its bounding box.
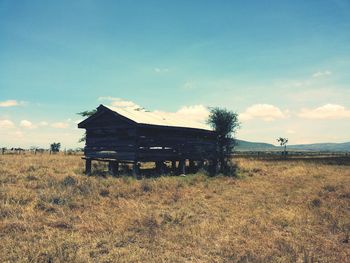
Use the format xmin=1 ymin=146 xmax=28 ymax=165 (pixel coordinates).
xmin=235 ymin=139 xmax=350 ymax=152
xmin=235 ymin=140 xmax=277 ymax=151
xmin=287 ymin=142 xmax=350 ymax=152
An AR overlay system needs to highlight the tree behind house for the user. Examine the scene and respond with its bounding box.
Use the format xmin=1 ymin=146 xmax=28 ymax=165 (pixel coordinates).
xmin=77 ymin=109 xmax=97 ymax=142
xmin=207 ymin=107 xmax=240 ymax=174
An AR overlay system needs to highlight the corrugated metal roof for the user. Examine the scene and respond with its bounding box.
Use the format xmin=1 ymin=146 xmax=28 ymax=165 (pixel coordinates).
xmin=107 ymin=105 xmax=211 ymax=131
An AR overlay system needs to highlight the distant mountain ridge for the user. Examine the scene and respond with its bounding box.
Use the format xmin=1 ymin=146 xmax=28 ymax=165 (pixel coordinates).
xmin=235 ymin=139 xmax=350 ymax=152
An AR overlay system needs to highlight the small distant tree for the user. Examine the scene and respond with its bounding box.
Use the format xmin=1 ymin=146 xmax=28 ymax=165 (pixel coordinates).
xmin=77 ymin=109 xmax=97 ymax=142
xmin=50 ymin=142 xmax=61 ymax=153
xmin=277 ymin=137 xmax=288 ymax=157
xmin=207 ymin=107 xmax=240 ymax=174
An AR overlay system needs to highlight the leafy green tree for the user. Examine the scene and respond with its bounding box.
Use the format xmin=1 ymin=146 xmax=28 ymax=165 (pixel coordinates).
xmin=77 ymin=109 xmax=97 ymax=142
xmin=207 ymin=107 xmax=240 ymax=174
xmin=277 ymin=137 xmax=288 ymax=157
xmin=78 ymin=110 xmax=97 ymax=118
xmin=50 ymin=142 xmax=61 ymax=153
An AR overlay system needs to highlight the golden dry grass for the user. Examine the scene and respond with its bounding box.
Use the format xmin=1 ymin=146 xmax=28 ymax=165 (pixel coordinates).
xmin=0 ymin=154 xmax=349 ymax=262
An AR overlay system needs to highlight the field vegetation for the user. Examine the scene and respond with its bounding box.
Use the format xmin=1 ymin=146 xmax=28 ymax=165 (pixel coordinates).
xmin=0 ymin=154 xmax=349 ymax=262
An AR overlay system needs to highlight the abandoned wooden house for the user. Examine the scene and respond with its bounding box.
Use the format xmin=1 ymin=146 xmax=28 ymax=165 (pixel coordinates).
xmin=78 ymin=104 xmax=217 ymax=176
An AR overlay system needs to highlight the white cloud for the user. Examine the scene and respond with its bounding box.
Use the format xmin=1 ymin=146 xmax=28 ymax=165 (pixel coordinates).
xmin=51 ymin=122 xmax=69 ymax=129
xmin=176 ymin=105 xmax=209 ymax=122
xmin=298 ymin=104 xmax=350 ymax=119
xmin=240 ymin=104 xmax=287 ymax=121
xmin=312 ymin=70 xmax=332 ymax=78
xmin=152 ymin=105 xmax=210 ymax=129
xmin=0 ymin=119 xmax=15 ymax=129
xmin=154 ymin=67 xmax=169 ymax=73
xmin=0 ymin=100 xmax=19 ymax=107
xmin=111 ymin=100 xmax=140 ymax=109
xmin=98 ymin=97 xmax=141 ymax=109
xmin=20 ymin=120 xmax=36 ymax=129
xmin=39 ymin=121 xmax=49 ymax=126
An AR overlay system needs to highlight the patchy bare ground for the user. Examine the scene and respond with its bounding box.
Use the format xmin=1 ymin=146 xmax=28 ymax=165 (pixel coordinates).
xmin=0 ymin=155 xmax=349 ymax=262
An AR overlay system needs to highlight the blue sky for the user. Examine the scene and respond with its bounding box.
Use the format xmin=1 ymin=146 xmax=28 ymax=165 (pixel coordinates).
xmin=1 ymin=0 xmax=350 ymax=148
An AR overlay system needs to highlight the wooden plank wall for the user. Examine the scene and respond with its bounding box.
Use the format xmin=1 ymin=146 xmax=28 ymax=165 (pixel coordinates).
xmin=84 ymin=124 xmax=217 ymax=162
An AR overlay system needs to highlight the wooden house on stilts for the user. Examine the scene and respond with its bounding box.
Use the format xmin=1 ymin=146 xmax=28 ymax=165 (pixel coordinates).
xmin=78 ymin=105 xmax=217 ymax=176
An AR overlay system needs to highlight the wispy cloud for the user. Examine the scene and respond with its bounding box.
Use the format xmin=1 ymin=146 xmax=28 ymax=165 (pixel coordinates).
xmin=152 ymin=105 xmax=209 ymax=129
xmin=240 ymin=104 xmax=288 ymax=121
xmin=38 ymin=121 xmax=49 ymax=126
xmin=98 ymin=96 xmax=141 ymax=109
xmin=312 ymin=70 xmax=332 ymax=78
xmin=51 ymin=122 xmax=69 ymax=129
xmin=175 ymin=105 xmax=209 ymax=122
xmin=0 ymin=100 xmax=21 ymax=107
xmin=20 ymin=120 xmax=36 ymax=129
xmin=298 ymin=104 xmax=350 ymax=119
xmin=154 ymin=67 xmax=169 ymax=73
xmin=0 ymin=119 xmax=15 ymax=129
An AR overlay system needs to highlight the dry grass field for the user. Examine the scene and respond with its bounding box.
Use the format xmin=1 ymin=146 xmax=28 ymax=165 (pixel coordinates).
xmin=0 ymin=154 xmax=349 ymax=262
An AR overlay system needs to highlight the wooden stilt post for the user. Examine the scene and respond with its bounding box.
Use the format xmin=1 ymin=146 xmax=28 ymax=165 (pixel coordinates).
xmin=156 ymin=161 xmax=166 ymax=174
xmin=210 ymin=159 xmax=218 ymax=176
xmin=115 ymin=162 xmax=119 ymax=176
xmin=171 ymin=160 xmax=177 ymax=173
xmin=160 ymin=161 xmax=166 ymax=174
xmin=198 ymin=160 xmax=204 ymax=170
xmin=133 ymin=161 xmax=140 ymax=178
xmin=85 ymin=159 xmax=92 ymax=176
xmin=179 ymin=159 xmax=186 ymax=175
xmin=155 ymin=161 xmax=161 ymax=173
xmin=108 ymin=161 xmax=119 ymax=176
xmin=189 ymin=160 xmax=195 ymax=174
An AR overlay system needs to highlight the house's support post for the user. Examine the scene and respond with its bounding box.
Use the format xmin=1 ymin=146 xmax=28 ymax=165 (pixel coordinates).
xmin=115 ymin=162 xmax=119 ymax=176
xmin=156 ymin=161 xmax=166 ymax=174
xmin=210 ymin=159 xmax=219 ymax=176
xmin=179 ymin=159 xmax=186 ymax=175
xmin=108 ymin=161 xmax=119 ymax=177
xmin=198 ymin=160 xmax=205 ymax=170
xmin=85 ymin=159 xmax=92 ymax=176
xmin=133 ymin=161 xmax=140 ymax=178
xmin=171 ymin=160 xmax=177 ymax=173
xmin=155 ymin=161 xmax=161 ymax=173
xmin=189 ymin=160 xmax=195 ymax=174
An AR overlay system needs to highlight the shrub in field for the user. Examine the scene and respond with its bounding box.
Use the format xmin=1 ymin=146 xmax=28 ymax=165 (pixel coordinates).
xmin=62 ymin=176 xmax=77 ymax=186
